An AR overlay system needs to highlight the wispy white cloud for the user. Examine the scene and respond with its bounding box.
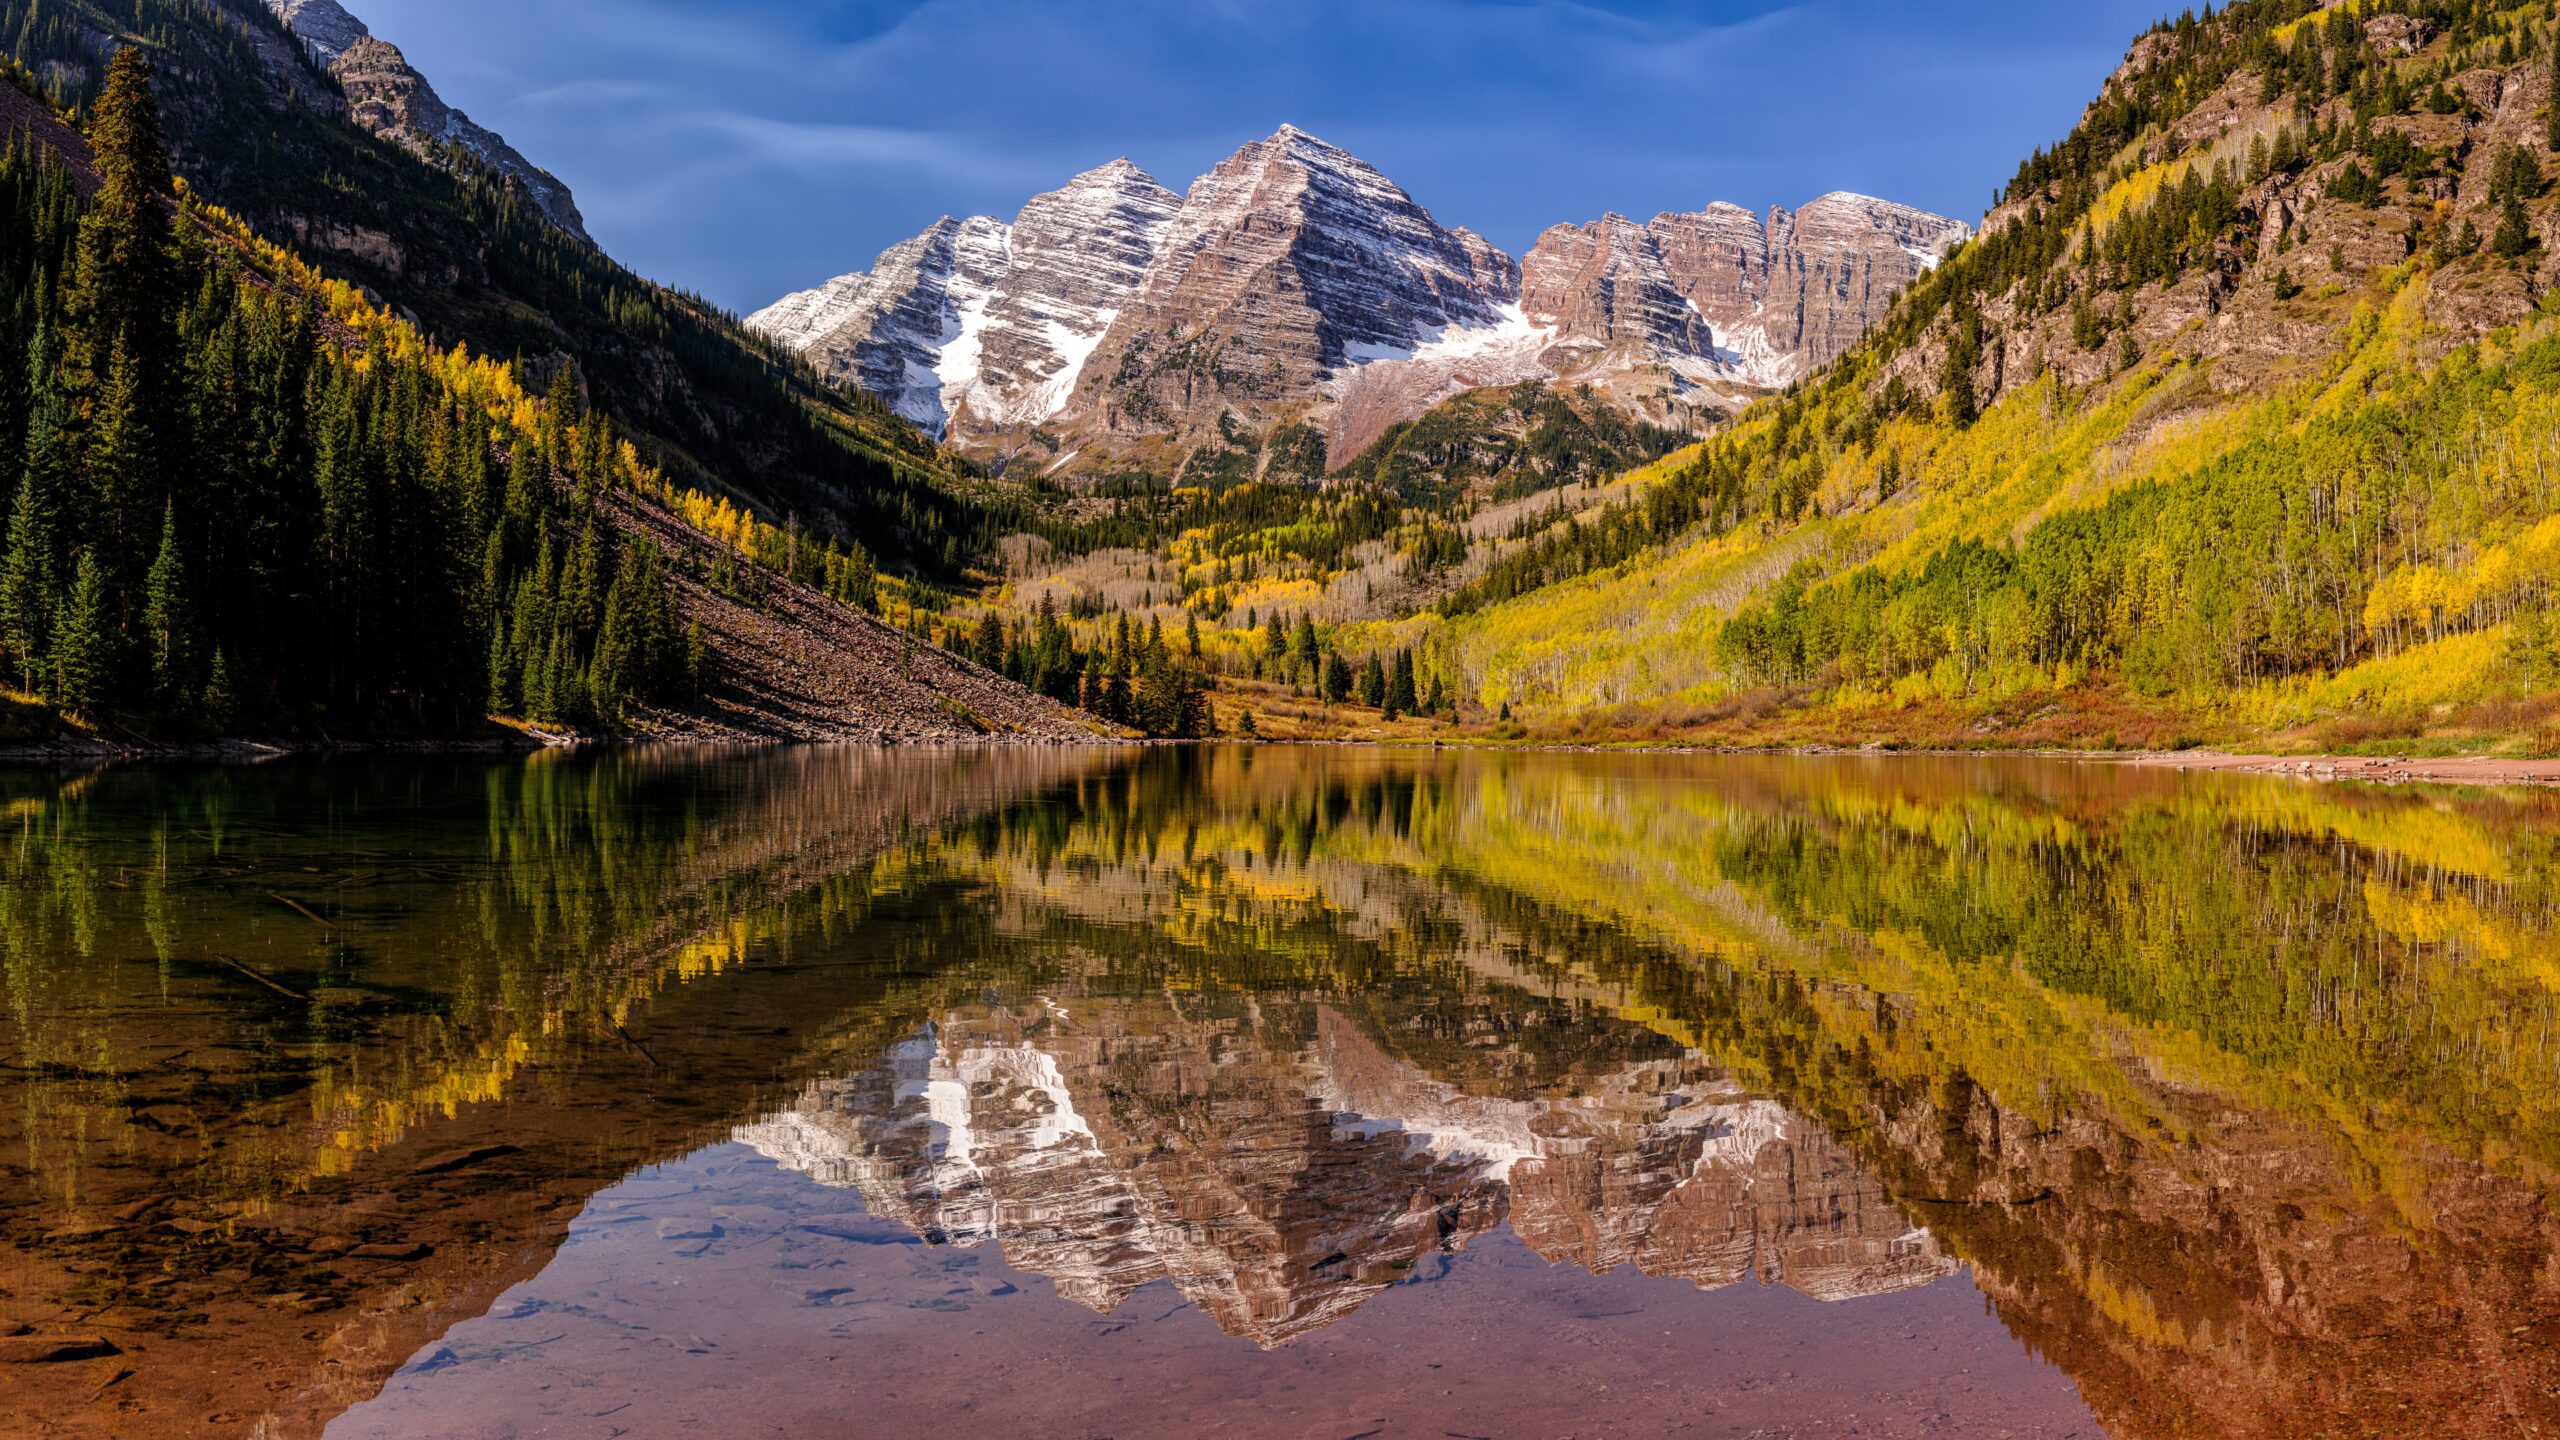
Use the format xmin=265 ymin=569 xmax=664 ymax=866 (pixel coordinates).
xmin=518 ymin=78 xmax=674 ymax=108
xmin=677 ymin=111 xmax=1032 ymax=185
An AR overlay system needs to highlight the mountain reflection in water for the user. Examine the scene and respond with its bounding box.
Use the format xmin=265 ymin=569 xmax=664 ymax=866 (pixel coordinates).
xmin=2 ymin=746 xmax=2556 ymax=1439
xmin=738 ymin=1002 xmax=1952 ymax=1351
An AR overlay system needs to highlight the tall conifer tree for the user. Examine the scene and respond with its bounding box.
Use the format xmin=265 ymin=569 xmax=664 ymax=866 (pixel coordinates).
xmin=65 ymin=48 xmax=174 ymax=382
xmin=143 ymin=502 xmax=196 ymax=706
xmin=0 ymin=471 xmax=55 ymax=693
xmin=53 ymin=548 xmax=107 ymax=711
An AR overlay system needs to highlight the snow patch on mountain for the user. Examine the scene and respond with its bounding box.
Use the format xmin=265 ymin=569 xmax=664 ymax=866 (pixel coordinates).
xmin=1339 ymin=303 xmax=1558 ymax=371
xmin=1712 ymin=321 xmax=1810 ymax=389
xmin=748 ymin=160 xmax=1181 ymax=435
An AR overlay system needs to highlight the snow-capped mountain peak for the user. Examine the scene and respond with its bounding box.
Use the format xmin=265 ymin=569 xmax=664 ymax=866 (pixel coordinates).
xmin=747 ymin=161 xmax=1183 ymax=435
xmin=747 ymin=128 xmax=1965 ymax=465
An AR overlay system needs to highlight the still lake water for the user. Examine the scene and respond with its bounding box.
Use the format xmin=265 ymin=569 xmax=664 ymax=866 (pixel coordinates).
xmin=0 ymin=746 xmax=2554 ymax=1440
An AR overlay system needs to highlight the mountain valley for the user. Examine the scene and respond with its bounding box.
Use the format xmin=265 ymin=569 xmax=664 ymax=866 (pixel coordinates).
xmin=4 ymin=0 xmax=2560 ymax=762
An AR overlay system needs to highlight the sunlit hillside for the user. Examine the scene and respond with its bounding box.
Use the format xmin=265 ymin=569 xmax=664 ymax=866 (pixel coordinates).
xmin=955 ymin=1 xmax=2560 ymax=756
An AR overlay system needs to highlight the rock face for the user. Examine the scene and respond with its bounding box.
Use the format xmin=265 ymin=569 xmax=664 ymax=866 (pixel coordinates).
xmin=1080 ymin=126 xmax=1518 ymax=389
xmin=747 ymin=161 xmax=1182 ymax=433
xmin=1525 ymin=195 xmax=1974 ymax=391
xmin=735 ymin=997 xmax=1951 ymax=1347
xmin=1519 ymin=212 xmax=1718 ymax=358
xmin=749 ymin=127 xmax=1966 ymax=471
xmin=260 ymin=5 xmax=593 ymax=245
xmin=261 ymin=0 xmax=367 ymax=64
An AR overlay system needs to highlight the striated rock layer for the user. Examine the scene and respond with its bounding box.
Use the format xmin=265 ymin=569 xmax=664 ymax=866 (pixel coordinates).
xmin=735 ymin=995 xmax=1951 ymax=1347
xmin=749 ymin=127 xmax=1969 ymax=472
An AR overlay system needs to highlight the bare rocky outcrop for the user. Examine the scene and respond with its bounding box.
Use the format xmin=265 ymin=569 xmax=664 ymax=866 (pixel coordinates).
xmin=324 ymin=36 xmax=593 ymax=246
xmin=1504 ymin=196 xmax=1970 ymax=402
xmin=2365 ymin=14 xmax=2434 ymax=54
xmin=253 ymin=2 xmax=593 ymax=245
xmin=1520 ymin=211 xmax=1718 ymax=357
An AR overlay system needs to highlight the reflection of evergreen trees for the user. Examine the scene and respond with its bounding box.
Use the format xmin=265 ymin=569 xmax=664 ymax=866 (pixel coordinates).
xmin=0 ymin=56 xmax=691 ymax=731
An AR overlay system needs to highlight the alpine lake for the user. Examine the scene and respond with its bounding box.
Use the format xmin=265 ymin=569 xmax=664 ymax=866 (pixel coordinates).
xmin=0 ymin=745 xmax=2554 ymax=1440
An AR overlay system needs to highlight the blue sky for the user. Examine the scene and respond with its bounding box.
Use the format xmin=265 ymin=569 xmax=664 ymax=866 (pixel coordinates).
xmin=353 ymin=0 xmax=2174 ymax=314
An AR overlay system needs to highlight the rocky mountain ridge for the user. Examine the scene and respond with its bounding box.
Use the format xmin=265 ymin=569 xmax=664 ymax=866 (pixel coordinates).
xmin=749 ymin=125 xmax=1970 ymax=477
xmin=258 ymin=0 xmax=593 ymax=244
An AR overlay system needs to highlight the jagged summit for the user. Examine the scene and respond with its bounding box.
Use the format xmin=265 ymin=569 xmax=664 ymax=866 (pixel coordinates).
xmin=748 ymin=128 xmax=1964 ymax=470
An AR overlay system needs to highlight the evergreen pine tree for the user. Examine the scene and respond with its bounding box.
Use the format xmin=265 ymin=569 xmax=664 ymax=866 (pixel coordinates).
xmin=0 ymin=471 xmax=57 ymax=694
xmin=53 ymin=548 xmax=107 ymax=712
xmin=2496 ymin=194 xmax=2536 ymax=258
xmin=1102 ymin=660 xmax=1132 ymax=724
xmin=542 ymin=364 xmax=582 ymax=478
xmin=201 ymin=648 xmax=236 ymax=729
xmin=973 ymin=609 xmax=1004 ymax=668
xmin=843 ymin=543 xmax=878 ymax=613
xmin=503 ymin=436 xmax=546 ymax=546
xmin=87 ymin=337 xmax=159 ymax=586
xmin=1321 ymin=651 xmax=1351 ymax=704
xmin=1357 ymin=651 xmax=1386 ymax=708
xmin=63 ymin=49 xmax=175 ymax=387
xmin=143 ymin=501 xmax=197 ymax=708
xmin=1386 ymin=648 xmax=1417 ymax=717
xmin=1424 ymin=671 xmax=1447 ymax=715
xmin=566 ymin=522 xmax=605 ymax=641
xmin=486 ymin=621 xmax=515 ymax=714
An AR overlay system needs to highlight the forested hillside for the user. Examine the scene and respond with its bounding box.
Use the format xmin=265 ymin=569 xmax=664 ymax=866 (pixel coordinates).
xmin=0 ymin=0 xmax=1010 ymax=576
xmin=0 ymin=52 xmax=1101 ymax=744
xmin=961 ymin=0 xmax=2560 ymax=756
